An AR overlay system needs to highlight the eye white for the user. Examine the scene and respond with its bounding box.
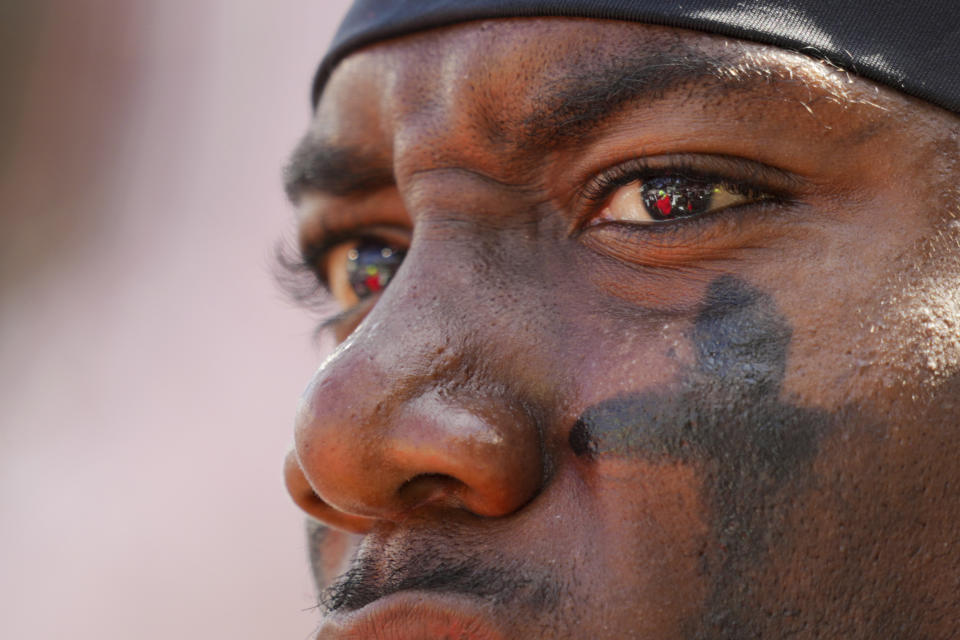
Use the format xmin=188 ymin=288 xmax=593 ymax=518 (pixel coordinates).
xmin=597 ymin=178 xmax=751 ymax=225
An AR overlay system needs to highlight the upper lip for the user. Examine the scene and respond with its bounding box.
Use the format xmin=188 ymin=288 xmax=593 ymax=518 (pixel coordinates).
xmin=313 ymin=524 xmax=559 ymax=638
xmin=318 ymin=528 xmax=533 ymax=615
xmin=316 ymin=590 xmax=508 ymax=640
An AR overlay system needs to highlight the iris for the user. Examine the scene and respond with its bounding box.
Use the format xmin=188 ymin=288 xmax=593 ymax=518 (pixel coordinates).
xmin=639 ymin=176 xmax=719 ymax=221
xmin=345 ymin=242 xmax=405 ymax=299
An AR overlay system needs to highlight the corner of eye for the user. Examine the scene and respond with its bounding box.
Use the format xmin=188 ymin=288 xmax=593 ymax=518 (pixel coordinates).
xmin=589 ymin=208 xmax=616 ymax=226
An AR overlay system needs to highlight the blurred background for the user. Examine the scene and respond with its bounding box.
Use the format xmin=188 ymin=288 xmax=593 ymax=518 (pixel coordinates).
xmin=0 ymin=1 xmax=351 ymax=637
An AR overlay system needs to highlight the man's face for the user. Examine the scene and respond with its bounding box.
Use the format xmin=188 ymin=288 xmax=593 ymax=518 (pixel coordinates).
xmin=283 ymin=18 xmax=960 ymax=639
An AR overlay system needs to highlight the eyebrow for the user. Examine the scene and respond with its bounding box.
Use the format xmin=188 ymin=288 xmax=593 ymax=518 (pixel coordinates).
xmin=520 ymin=48 xmax=788 ymax=149
xmin=285 ymin=45 xmax=817 ymax=200
xmin=283 ymin=139 xmax=394 ymax=203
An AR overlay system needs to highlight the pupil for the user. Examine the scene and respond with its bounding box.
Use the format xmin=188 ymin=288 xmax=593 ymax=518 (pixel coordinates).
xmin=345 ymin=242 xmax=405 ymax=299
xmin=640 ymin=176 xmax=715 ymax=220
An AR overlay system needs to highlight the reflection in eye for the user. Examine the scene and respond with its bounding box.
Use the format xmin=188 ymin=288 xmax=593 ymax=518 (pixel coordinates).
xmin=326 ymin=239 xmax=406 ymax=308
xmin=346 ymin=242 xmax=405 ymax=297
xmin=600 ymin=175 xmax=757 ymax=224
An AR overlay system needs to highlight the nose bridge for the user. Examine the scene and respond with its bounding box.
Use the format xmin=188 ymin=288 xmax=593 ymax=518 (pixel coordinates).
xmin=292 ymin=233 xmax=548 ymax=526
xmin=345 ymin=231 xmax=507 ymax=398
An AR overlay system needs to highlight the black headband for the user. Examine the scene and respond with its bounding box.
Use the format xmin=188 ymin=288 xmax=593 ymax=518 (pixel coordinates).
xmin=313 ymin=0 xmax=960 ymax=115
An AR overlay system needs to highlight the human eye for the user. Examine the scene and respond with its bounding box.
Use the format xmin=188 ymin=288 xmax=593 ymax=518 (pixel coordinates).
xmin=594 ymin=174 xmax=761 ymax=224
xmin=276 ymin=225 xmax=409 ymax=334
xmin=324 ymin=236 xmax=406 ymax=310
xmin=578 ymin=155 xmax=789 ymax=234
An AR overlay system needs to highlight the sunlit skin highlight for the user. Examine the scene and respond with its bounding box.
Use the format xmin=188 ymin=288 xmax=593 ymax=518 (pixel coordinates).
xmin=282 ymin=18 xmax=960 ymax=640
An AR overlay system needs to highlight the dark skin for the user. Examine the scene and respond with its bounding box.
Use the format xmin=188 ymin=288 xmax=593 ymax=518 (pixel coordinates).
xmin=282 ymin=18 xmax=960 ymax=639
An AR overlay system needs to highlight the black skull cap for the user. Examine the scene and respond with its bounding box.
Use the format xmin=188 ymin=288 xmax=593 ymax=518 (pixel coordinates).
xmin=312 ymin=0 xmax=960 ymax=115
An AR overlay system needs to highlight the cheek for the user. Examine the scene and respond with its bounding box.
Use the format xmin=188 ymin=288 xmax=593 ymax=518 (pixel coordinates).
xmin=566 ymin=318 xmax=696 ymax=402
xmin=577 ymin=460 xmax=710 ymax=637
xmin=746 ymin=417 xmax=960 ymax=636
xmin=768 ymin=165 xmax=960 ymax=410
xmin=779 ymin=253 xmax=960 ymax=412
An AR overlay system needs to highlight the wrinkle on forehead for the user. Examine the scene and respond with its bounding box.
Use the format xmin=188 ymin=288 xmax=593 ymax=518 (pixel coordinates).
xmin=317 ymin=18 xmax=915 ymax=188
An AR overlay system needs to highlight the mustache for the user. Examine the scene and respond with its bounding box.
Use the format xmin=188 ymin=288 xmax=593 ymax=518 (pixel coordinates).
xmin=320 ymin=535 xmax=562 ymax=614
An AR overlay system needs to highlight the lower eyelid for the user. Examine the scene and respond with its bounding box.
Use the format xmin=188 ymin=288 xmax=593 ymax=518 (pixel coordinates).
xmin=579 ymin=197 xmax=784 ymax=253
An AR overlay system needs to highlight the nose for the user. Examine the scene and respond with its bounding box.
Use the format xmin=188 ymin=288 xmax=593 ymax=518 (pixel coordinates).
xmin=285 ymin=259 xmax=546 ymax=533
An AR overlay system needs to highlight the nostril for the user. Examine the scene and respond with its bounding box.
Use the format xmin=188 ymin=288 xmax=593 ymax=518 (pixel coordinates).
xmin=396 ymin=473 xmax=469 ymax=512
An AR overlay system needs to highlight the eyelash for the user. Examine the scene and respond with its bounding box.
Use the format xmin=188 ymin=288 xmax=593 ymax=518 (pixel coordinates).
xmin=273 ymin=244 xmax=354 ymax=342
xmin=576 ymin=154 xmax=790 ymax=232
xmin=274 ymin=237 xmax=332 ymax=310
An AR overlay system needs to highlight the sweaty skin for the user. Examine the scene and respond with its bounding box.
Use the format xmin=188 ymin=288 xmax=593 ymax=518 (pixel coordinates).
xmin=283 ymin=19 xmax=960 ymax=639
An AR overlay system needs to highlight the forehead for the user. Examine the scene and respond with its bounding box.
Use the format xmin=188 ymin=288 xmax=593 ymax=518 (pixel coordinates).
xmin=309 ymin=18 xmax=927 ymax=171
